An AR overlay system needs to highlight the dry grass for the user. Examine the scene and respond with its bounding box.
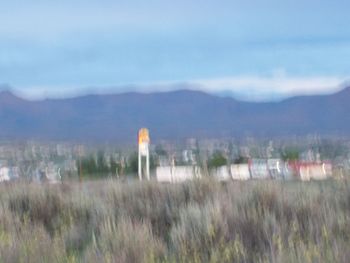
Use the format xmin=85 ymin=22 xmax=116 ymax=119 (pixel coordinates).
xmin=1 ymin=178 xmax=350 ymax=262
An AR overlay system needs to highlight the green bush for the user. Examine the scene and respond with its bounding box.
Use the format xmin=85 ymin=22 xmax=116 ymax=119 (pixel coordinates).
xmin=208 ymin=151 xmax=227 ymax=169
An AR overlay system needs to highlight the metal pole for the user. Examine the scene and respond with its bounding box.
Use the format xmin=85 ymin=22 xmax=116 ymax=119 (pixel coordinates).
xmin=146 ymin=149 xmax=150 ymax=180
xmin=138 ymin=148 xmax=142 ymax=181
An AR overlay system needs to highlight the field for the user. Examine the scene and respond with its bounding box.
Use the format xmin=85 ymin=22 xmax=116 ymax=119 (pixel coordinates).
xmin=1 ymin=179 xmax=350 ymax=263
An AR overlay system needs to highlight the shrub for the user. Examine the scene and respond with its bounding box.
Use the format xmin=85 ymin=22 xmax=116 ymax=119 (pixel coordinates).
xmin=1 ymin=179 xmax=350 ymax=262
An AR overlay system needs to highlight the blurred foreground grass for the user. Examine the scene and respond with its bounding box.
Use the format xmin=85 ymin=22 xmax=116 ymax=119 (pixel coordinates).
xmin=1 ymin=179 xmax=350 ymax=262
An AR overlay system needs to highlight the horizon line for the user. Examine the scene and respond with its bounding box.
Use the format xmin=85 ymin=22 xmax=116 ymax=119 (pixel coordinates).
xmin=1 ymin=82 xmax=349 ymax=103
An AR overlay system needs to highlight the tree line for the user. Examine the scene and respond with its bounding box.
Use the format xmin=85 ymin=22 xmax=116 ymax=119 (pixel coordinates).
xmin=77 ymin=151 xmax=156 ymax=178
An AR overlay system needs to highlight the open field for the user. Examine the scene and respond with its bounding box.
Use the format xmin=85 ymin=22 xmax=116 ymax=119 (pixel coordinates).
xmin=1 ymin=179 xmax=350 ymax=263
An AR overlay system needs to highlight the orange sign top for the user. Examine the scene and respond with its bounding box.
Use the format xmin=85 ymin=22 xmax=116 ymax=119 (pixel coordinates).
xmin=138 ymin=128 xmax=150 ymax=145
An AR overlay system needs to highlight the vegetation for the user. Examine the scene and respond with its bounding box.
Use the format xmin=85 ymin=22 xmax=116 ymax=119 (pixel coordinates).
xmin=77 ymin=151 xmax=118 ymax=178
xmin=124 ymin=152 xmax=157 ymax=175
xmin=77 ymin=151 xmax=157 ymax=178
xmin=1 ymin=179 xmax=350 ymax=262
xmin=233 ymin=155 xmax=249 ymax=164
xmin=281 ymin=148 xmax=300 ymax=161
xmin=207 ymin=151 xmax=227 ymax=168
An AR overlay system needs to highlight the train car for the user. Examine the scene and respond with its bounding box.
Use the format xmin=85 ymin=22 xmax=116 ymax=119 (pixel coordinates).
xmin=286 ymin=161 xmax=301 ymax=179
xmin=0 ymin=166 xmax=10 ymax=182
xmin=267 ymin=159 xmax=283 ymax=179
xmin=299 ymin=162 xmax=332 ymax=181
xmin=156 ymin=166 xmax=173 ymax=183
xmin=156 ymin=166 xmax=200 ymax=183
xmin=230 ymin=164 xmax=250 ymax=180
xmin=211 ymin=166 xmax=231 ymax=181
xmin=249 ymin=159 xmax=270 ymax=179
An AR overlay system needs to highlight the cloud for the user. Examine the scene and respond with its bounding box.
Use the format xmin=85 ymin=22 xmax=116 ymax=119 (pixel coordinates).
xmin=11 ymin=73 xmax=348 ymax=102
xmin=1 ymin=1 xmax=349 ymax=101
xmin=188 ymin=74 xmax=347 ymax=101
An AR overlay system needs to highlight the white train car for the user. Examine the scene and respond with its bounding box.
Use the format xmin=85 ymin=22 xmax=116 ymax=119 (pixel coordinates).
xmin=249 ymin=159 xmax=270 ymax=179
xmin=230 ymin=164 xmax=250 ymax=180
xmin=280 ymin=162 xmax=296 ymax=180
xmin=156 ymin=166 xmax=173 ymax=183
xmin=0 ymin=167 xmax=10 ymax=182
xmin=156 ymin=166 xmax=201 ymax=183
xmin=267 ymin=159 xmax=284 ymax=179
xmin=299 ymin=162 xmax=332 ymax=181
xmin=211 ymin=166 xmax=231 ymax=181
xmin=172 ymin=166 xmax=200 ymax=183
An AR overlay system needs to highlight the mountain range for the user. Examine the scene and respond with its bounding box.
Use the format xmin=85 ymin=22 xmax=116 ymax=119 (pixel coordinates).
xmin=0 ymin=87 xmax=350 ymax=142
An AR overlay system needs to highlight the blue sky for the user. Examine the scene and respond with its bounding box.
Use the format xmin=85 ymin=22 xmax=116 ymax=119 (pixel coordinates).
xmin=1 ymin=0 xmax=350 ymax=100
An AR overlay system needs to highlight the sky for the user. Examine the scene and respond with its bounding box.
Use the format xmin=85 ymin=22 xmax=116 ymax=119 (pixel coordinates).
xmin=1 ymin=0 xmax=350 ymax=100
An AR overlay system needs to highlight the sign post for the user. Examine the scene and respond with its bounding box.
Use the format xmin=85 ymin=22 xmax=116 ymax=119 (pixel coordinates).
xmin=138 ymin=128 xmax=150 ymax=180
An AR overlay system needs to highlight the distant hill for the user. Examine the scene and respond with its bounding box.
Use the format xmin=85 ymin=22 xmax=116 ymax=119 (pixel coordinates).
xmin=0 ymin=87 xmax=350 ymax=142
